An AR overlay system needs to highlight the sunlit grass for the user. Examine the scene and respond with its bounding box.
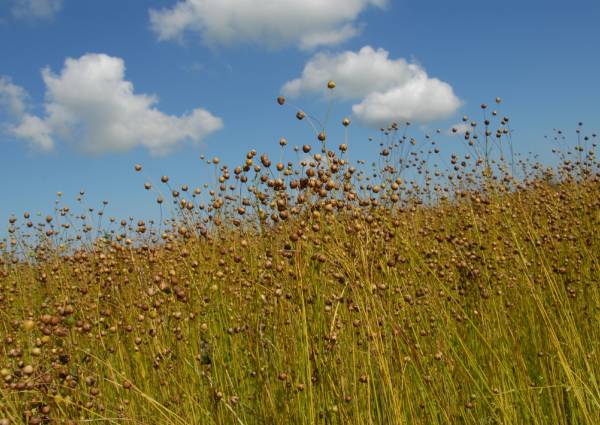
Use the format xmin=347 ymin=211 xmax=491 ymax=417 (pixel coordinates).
xmin=1 ymin=88 xmax=599 ymax=424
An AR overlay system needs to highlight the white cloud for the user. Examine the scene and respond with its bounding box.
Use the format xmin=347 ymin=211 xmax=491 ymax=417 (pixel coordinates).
xmin=299 ymin=24 xmax=362 ymax=51
xmin=2 ymin=54 xmax=223 ymax=155
xmin=282 ymin=46 xmax=462 ymax=126
xmin=0 ymin=76 xmax=28 ymax=117
xmin=149 ymin=0 xmax=386 ymax=50
xmin=11 ymin=114 xmax=53 ymax=150
xmin=352 ymin=77 xmax=461 ymax=125
xmin=11 ymin=0 xmax=63 ymax=20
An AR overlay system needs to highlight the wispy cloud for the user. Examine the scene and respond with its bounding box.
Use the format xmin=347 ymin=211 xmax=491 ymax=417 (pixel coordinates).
xmin=0 ymin=75 xmax=28 ymax=117
xmin=11 ymin=0 xmax=63 ymax=21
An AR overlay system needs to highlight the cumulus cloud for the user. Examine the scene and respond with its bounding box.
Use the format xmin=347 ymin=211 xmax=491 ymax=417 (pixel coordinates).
xmin=282 ymin=46 xmax=462 ymax=126
xmin=11 ymin=0 xmax=63 ymax=20
xmin=1 ymin=54 xmax=223 ymax=155
xmin=149 ymin=0 xmax=386 ymax=50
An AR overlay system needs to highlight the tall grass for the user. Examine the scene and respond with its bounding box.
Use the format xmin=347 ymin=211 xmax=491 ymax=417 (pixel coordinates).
xmin=1 ymin=91 xmax=599 ymax=424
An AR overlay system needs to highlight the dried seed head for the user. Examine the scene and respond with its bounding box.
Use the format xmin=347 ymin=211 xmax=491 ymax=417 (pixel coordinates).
xmin=327 ymin=80 xmax=336 ymax=89
xmin=22 ymin=320 xmax=35 ymax=331
xmin=260 ymin=154 xmax=271 ymax=167
xmin=134 ymin=164 xmax=142 ymax=172
xmin=277 ymin=96 xmax=285 ymax=105
xmin=342 ymin=117 xmax=351 ymax=127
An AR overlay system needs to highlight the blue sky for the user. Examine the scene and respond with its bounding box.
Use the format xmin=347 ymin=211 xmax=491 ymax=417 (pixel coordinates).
xmin=1 ymin=0 xmax=599 ymax=234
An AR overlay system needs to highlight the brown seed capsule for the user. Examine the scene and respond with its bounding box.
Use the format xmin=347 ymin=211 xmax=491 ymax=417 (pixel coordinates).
xmin=303 ymin=144 xmax=311 ymax=153
xmin=161 ymin=176 xmax=169 ymax=183
xmin=327 ymin=80 xmax=336 ymax=89
xmin=277 ymin=96 xmax=285 ymax=105
xmin=260 ymin=154 xmax=271 ymax=167
xmin=318 ymin=132 xmax=326 ymax=142
xmin=279 ymin=138 xmax=287 ymax=146
xmin=134 ymin=164 xmax=142 ymax=172
xmin=342 ymin=117 xmax=351 ymax=127
xmin=296 ymin=111 xmax=305 ymax=120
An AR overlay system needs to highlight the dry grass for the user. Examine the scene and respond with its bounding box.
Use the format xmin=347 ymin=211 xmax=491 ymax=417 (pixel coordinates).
xmin=1 ymin=90 xmax=599 ymax=424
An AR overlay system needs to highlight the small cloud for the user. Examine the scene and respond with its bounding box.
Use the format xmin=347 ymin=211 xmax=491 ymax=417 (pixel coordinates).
xmin=11 ymin=114 xmax=54 ymax=150
xmin=298 ymin=24 xmax=362 ymax=51
xmin=0 ymin=75 xmax=28 ymax=117
xmin=149 ymin=0 xmax=386 ymax=50
xmin=186 ymin=62 xmax=205 ymax=72
xmin=1 ymin=53 xmax=223 ymax=155
xmin=11 ymin=0 xmax=63 ymax=21
xmin=282 ymin=46 xmax=462 ymax=127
